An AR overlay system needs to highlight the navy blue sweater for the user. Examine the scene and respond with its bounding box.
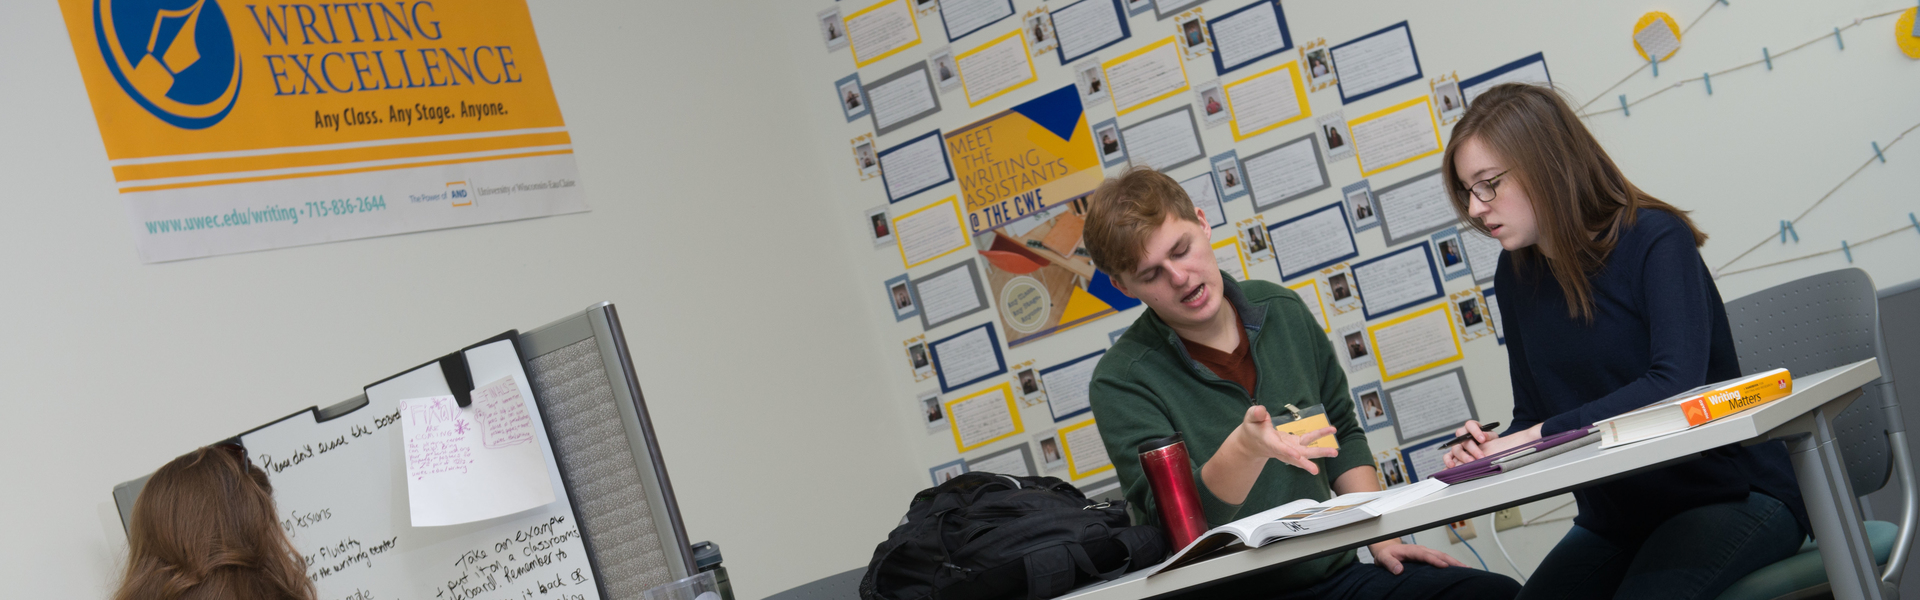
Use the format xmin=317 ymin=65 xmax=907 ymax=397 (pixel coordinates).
xmin=1496 ymin=208 xmax=1808 ymax=542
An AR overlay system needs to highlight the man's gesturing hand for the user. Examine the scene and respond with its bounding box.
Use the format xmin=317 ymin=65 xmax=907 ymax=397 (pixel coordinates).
xmin=1230 ymin=405 xmax=1338 ymax=474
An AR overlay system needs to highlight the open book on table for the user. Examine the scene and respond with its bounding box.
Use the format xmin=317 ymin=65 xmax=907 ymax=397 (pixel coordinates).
xmin=1147 ymin=478 xmax=1448 ymax=575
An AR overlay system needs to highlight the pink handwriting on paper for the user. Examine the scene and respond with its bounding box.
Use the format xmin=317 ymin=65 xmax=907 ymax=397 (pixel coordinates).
xmin=472 ymin=376 xmax=536 ymax=449
xmin=402 ymin=397 xmax=474 ymax=480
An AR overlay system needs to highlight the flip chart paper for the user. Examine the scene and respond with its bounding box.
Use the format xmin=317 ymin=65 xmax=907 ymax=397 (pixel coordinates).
xmin=399 ymin=375 xmax=556 ymax=527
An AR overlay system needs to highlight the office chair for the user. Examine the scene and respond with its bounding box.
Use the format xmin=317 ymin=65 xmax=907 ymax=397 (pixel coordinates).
xmin=1716 ymin=268 xmax=1915 ymax=600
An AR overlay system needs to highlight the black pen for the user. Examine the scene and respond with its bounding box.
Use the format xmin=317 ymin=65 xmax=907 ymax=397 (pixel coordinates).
xmin=1441 ymin=422 xmax=1500 ymax=448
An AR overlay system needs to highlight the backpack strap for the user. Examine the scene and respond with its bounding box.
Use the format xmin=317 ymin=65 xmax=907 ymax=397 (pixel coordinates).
xmin=1023 ymin=541 xmax=1134 ymax=600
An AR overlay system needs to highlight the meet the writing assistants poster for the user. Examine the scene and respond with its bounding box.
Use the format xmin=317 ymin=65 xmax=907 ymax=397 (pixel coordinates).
xmin=60 ymin=0 xmax=588 ymax=261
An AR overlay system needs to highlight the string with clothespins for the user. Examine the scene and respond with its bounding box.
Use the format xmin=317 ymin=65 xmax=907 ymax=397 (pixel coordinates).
xmin=1713 ymin=120 xmax=1920 ymax=278
xmin=1575 ymin=0 xmax=1730 ymax=115
xmin=1581 ymin=5 xmax=1912 ymax=118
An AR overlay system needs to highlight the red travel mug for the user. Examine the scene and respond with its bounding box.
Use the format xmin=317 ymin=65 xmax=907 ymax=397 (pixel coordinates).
xmin=1138 ymin=433 xmax=1208 ymax=549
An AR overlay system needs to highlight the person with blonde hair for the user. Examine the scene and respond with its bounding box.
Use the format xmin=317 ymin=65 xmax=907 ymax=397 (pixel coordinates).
xmin=114 ymin=444 xmax=315 ymax=600
xmin=1439 ymin=83 xmax=1806 ymax=600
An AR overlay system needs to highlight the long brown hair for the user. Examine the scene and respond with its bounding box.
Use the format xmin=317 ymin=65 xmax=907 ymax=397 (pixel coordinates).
xmin=1441 ymin=83 xmax=1707 ymax=321
xmin=115 ymin=445 xmax=316 ymax=600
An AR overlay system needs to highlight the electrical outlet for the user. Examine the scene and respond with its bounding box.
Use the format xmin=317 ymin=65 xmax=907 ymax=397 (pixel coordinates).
xmin=1495 ymin=508 xmax=1523 ymax=531
xmin=1447 ymin=519 xmax=1477 ymax=543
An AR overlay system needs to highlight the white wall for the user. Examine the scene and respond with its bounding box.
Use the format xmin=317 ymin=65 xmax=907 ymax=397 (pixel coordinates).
xmin=0 ymin=2 xmax=915 ymax=599
xmin=3 ymin=1 xmax=1915 ymax=599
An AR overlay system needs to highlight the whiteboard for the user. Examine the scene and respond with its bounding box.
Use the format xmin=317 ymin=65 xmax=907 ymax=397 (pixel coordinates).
xmin=242 ymin=338 xmax=603 ymax=600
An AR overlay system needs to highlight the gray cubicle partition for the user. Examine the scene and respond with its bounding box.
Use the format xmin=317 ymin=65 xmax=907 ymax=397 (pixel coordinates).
xmin=113 ymin=302 xmax=693 ymax=600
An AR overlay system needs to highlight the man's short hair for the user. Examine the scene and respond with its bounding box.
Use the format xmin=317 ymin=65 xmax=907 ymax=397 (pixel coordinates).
xmin=1083 ymin=167 xmax=1201 ymax=278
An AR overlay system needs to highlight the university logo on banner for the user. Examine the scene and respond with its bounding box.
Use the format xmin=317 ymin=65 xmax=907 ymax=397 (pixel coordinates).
xmin=61 ymin=0 xmax=589 ymax=262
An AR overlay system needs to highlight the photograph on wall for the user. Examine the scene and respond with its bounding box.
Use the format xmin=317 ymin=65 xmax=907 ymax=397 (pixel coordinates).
xmin=1300 ymin=38 xmax=1336 ymax=90
xmin=1194 ymin=79 xmax=1229 ymax=127
xmin=1175 ymin=9 xmax=1211 ymax=59
xmin=918 ymin=390 xmax=946 ymax=432
xmin=820 ymin=6 xmax=851 ymax=50
xmin=852 ymin=134 xmax=881 ymax=180
xmin=1011 ymin=360 xmax=1048 ymax=406
xmin=1431 ymin=226 xmax=1471 ymax=280
xmin=1451 ymin=288 xmax=1494 ymax=341
xmin=1095 ymin=118 xmax=1129 ymax=167
xmin=1352 ymin=382 xmax=1393 ymax=432
xmin=1342 ymin=180 xmax=1378 ymax=233
xmin=916 ymin=0 xmax=941 ymax=16
xmin=1319 ymin=262 xmax=1361 ymax=315
xmin=1431 ymin=74 xmax=1465 ymax=124
xmin=1337 ymin=321 xmax=1377 ymax=374
xmin=837 ymin=74 xmax=870 ymax=121
xmin=1035 ymin=430 xmax=1067 ymax=471
xmin=974 ymin=197 xmax=1142 ymax=347
xmin=1025 ymin=8 xmax=1059 ymax=56
xmin=1075 ymin=58 xmax=1111 ymax=107
xmin=930 ymin=458 xmax=969 ymax=485
xmin=1235 ymin=216 xmax=1275 ymax=265
xmin=1376 ymin=448 xmax=1409 ymax=489
xmin=885 ymin=274 xmax=920 ymax=322
xmin=1212 ymin=151 xmax=1247 ymax=201
xmin=929 ymin=46 xmax=962 ymax=92
xmin=867 ymin=205 xmax=896 ymax=247
xmin=1317 ymin=111 xmax=1354 ymax=161
xmin=905 ymin=335 xmax=936 ymax=381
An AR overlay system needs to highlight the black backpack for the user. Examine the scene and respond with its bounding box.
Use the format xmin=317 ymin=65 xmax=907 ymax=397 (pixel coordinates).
xmin=860 ymin=472 xmax=1169 ymax=600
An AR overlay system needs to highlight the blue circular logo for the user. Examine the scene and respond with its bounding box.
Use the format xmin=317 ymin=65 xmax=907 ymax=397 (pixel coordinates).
xmin=93 ymin=0 xmax=242 ymax=129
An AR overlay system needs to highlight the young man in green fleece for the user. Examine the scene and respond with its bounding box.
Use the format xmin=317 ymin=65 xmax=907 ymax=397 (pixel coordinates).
xmin=1083 ymin=168 xmax=1518 ymax=599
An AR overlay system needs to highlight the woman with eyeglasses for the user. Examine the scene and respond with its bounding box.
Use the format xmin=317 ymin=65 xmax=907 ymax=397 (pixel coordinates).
xmin=114 ymin=444 xmax=316 ymax=600
xmin=1436 ymin=83 xmax=1805 ymax=600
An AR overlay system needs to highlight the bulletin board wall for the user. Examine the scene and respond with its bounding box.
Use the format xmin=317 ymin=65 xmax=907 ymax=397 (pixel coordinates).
xmin=794 ymin=0 xmax=1920 ymax=582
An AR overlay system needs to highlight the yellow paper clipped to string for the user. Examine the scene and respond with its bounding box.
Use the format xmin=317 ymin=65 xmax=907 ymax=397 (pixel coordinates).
xmin=1632 ymin=11 xmax=1683 ymax=63
xmin=1897 ymin=8 xmax=1920 ymax=60
xmin=1274 ymin=404 xmax=1339 ymax=449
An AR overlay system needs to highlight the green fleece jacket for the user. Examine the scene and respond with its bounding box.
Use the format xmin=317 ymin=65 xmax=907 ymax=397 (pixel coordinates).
xmin=1088 ymin=275 xmax=1373 ymax=589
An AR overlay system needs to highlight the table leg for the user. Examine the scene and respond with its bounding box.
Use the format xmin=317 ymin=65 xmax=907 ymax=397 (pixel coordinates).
xmin=1780 ymin=388 xmax=1885 ymax=600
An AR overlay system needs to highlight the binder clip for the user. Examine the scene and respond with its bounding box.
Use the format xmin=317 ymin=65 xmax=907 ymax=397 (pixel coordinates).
xmin=1620 ymin=95 xmax=1630 ymax=117
xmin=1780 ymin=221 xmax=1799 ymax=244
xmin=1704 ymin=72 xmax=1713 ymax=95
xmin=1835 ymin=26 xmax=1845 ymax=50
xmin=1650 ymin=55 xmax=1660 ymax=77
xmin=439 ymin=351 xmax=476 ymax=408
xmin=1842 ymin=240 xmax=1853 ymax=263
xmin=1910 ymin=213 xmax=1918 ymax=235
xmin=1873 ymin=141 xmax=1887 ymax=163
xmin=1763 ymin=47 xmax=1772 ymax=70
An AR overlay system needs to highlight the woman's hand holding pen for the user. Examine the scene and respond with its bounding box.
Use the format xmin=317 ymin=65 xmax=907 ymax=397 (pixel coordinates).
xmin=1443 ymin=421 xmax=1544 ymax=468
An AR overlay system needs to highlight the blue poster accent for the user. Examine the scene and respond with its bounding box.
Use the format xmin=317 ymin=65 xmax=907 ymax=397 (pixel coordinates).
xmin=1011 ymin=85 xmax=1087 ymax=142
xmin=1087 ymin=270 xmax=1141 ymax=311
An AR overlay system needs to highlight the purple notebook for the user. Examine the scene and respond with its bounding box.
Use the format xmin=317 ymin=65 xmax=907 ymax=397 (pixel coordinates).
xmin=1431 ymin=427 xmax=1600 ymax=484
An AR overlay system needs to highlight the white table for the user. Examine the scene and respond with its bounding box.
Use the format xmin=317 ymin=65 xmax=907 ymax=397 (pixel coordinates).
xmin=1060 ymin=359 xmax=1886 ymax=600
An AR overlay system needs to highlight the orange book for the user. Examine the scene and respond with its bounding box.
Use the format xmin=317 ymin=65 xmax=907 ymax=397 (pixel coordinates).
xmin=1598 ymin=369 xmax=1794 ymax=448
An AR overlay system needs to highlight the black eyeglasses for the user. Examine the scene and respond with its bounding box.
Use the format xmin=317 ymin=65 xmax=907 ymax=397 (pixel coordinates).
xmin=1462 ymin=170 xmax=1508 ymax=203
